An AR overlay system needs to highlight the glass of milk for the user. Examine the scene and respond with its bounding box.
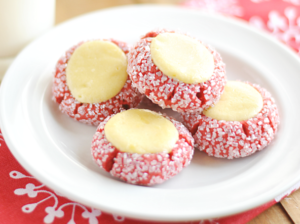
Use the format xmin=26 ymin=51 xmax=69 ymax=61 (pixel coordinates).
xmin=0 ymin=0 xmax=55 ymax=81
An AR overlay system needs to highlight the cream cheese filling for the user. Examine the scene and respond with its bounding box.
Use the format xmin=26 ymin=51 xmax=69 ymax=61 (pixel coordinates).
xmin=203 ymin=81 xmax=263 ymax=121
xmin=150 ymin=32 xmax=214 ymax=84
xmin=66 ymin=40 xmax=128 ymax=103
xmin=104 ymin=109 xmax=179 ymax=154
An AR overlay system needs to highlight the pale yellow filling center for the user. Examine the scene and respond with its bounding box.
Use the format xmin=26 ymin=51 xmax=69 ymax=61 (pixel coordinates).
xmin=66 ymin=40 xmax=128 ymax=103
xmin=104 ymin=109 xmax=179 ymax=154
xmin=150 ymin=32 xmax=214 ymax=84
xmin=203 ymin=81 xmax=263 ymax=121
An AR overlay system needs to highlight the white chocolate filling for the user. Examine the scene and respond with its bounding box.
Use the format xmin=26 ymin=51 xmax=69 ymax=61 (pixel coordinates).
xmin=203 ymin=81 xmax=263 ymax=121
xmin=104 ymin=109 xmax=179 ymax=154
xmin=150 ymin=32 xmax=214 ymax=84
xmin=66 ymin=40 xmax=128 ymax=103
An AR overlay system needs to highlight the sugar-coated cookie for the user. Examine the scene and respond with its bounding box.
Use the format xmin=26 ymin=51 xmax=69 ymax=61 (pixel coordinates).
xmin=182 ymin=81 xmax=279 ymax=159
xmin=52 ymin=39 xmax=143 ymax=126
xmin=127 ymin=29 xmax=226 ymax=113
xmin=91 ymin=109 xmax=194 ymax=185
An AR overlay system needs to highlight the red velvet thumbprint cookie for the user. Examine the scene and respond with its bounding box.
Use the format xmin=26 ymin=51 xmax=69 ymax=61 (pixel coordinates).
xmin=127 ymin=30 xmax=226 ymax=113
xmin=182 ymin=81 xmax=279 ymax=159
xmin=91 ymin=109 xmax=194 ymax=185
xmin=52 ymin=40 xmax=143 ymax=126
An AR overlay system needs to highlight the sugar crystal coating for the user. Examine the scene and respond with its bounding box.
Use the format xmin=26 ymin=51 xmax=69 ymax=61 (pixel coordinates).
xmin=91 ymin=111 xmax=194 ymax=185
xmin=52 ymin=39 xmax=143 ymax=126
xmin=182 ymin=83 xmax=279 ymax=159
xmin=127 ymin=29 xmax=226 ymax=113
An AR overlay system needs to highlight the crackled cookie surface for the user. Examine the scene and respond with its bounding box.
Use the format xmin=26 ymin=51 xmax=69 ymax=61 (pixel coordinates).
xmin=91 ymin=109 xmax=194 ymax=186
xmin=52 ymin=40 xmax=142 ymax=126
xmin=182 ymin=82 xmax=279 ymax=159
xmin=66 ymin=40 xmax=128 ymax=103
xmin=127 ymin=29 xmax=226 ymax=113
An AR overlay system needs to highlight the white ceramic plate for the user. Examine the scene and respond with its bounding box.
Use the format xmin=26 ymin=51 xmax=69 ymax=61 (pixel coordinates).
xmin=1 ymin=5 xmax=300 ymax=222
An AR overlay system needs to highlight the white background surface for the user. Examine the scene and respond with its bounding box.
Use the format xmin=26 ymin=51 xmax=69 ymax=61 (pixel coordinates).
xmin=1 ymin=5 xmax=300 ymax=222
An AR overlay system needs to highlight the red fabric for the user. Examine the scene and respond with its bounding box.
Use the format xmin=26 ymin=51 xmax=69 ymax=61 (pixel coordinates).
xmin=2 ymin=0 xmax=300 ymax=223
xmin=182 ymin=0 xmax=300 ymax=54
xmin=0 ymin=132 xmax=279 ymax=224
xmin=0 ymin=131 xmax=279 ymax=224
